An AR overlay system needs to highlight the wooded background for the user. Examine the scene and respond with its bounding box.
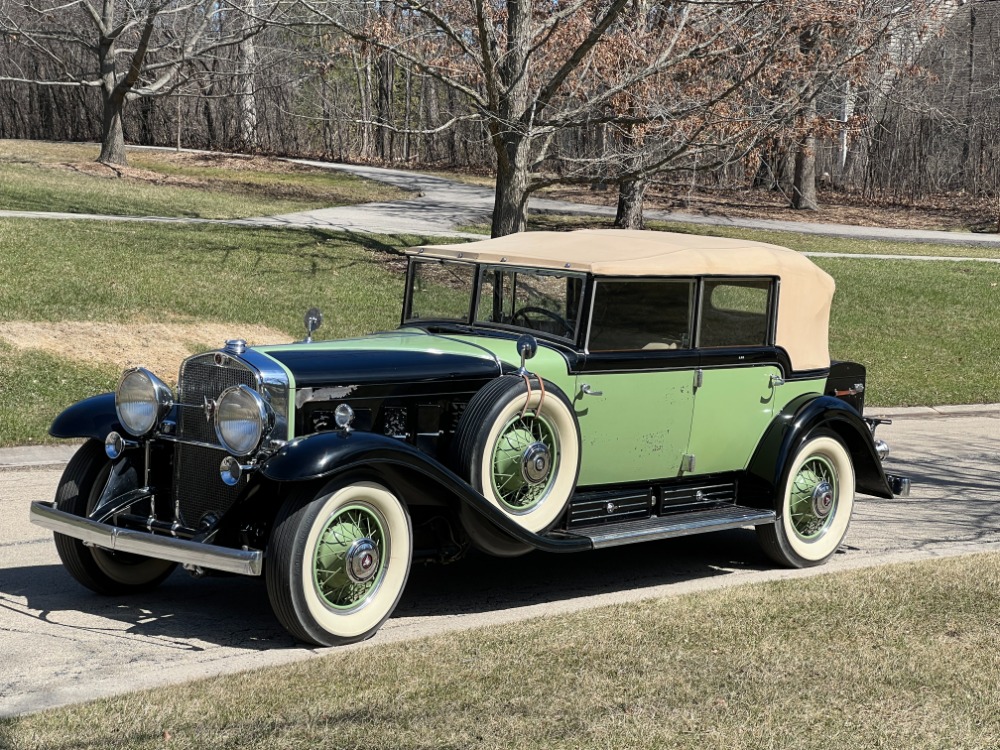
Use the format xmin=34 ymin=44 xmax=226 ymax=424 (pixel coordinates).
xmin=0 ymin=0 xmax=995 ymax=235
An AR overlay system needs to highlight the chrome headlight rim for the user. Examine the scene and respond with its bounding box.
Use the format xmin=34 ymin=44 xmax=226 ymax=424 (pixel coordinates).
xmin=114 ymin=367 xmax=173 ymax=437
xmin=214 ymin=384 xmax=272 ymax=457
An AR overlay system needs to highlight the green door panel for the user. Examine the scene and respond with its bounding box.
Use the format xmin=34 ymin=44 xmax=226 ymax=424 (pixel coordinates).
xmin=687 ymin=366 xmax=779 ymax=475
xmin=687 ymin=369 xmax=827 ymax=475
xmin=571 ymin=371 xmax=695 ymax=486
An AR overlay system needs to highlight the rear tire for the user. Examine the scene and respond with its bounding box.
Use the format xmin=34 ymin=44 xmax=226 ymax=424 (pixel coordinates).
xmin=266 ymin=479 xmax=412 ymax=646
xmin=54 ymin=440 xmax=176 ymax=595
xmin=757 ymin=433 xmax=856 ymax=568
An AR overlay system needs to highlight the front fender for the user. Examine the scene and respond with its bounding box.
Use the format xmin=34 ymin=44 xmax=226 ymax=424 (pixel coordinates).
xmin=49 ymin=393 xmax=122 ymax=440
xmin=746 ymin=394 xmax=893 ymax=504
xmin=259 ymin=430 xmax=590 ymax=553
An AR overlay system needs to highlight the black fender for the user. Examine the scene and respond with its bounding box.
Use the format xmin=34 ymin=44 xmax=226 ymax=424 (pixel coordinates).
xmin=49 ymin=393 xmax=123 ymax=440
xmin=745 ymin=394 xmax=893 ymax=505
xmin=259 ymin=430 xmax=591 ymax=553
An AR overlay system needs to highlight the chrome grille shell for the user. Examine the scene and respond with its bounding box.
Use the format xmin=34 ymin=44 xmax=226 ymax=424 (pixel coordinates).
xmin=170 ymin=349 xmax=290 ymax=526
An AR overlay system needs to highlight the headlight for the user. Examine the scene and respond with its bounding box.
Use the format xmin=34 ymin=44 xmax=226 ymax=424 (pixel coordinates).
xmin=115 ymin=368 xmax=173 ymax=436
xmin=215 ymin=385 xmax=271 ymax=456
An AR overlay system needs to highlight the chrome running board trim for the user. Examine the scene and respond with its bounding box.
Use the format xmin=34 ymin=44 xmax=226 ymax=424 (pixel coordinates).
xmin=564 ymin=505 xmax=776 ymax=550
xmin=29 ymin=501 xmax=262 ymax=576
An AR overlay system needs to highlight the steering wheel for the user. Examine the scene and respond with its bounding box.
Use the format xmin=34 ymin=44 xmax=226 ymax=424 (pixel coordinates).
xmin=510 ymin=306 xmax=574 ymax=337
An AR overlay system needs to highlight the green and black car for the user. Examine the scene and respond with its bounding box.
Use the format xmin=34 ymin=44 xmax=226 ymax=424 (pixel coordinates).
xmin=30 ymin=229 xmax=909 ymax=646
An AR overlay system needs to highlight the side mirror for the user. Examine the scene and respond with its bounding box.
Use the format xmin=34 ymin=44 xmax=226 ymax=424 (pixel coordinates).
xmin=516 ymin=334 xmax=537 ymax=374
xmin=303 ymin=307 xmax=323 ymax=343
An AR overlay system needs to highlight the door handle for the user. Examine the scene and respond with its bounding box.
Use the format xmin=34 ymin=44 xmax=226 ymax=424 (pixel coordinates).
xmin=770 ymin=374 xmax=785 ymax=388
xmin=580 ymin=383 xmax=603 ymax=397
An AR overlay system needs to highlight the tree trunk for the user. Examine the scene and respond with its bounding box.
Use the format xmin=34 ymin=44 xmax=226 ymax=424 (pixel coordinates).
xmin=491 ymin=136 xmax=531 ymax=237
xmin=614 ymin=177 xmax=647 ymax=229
xmin=237 ymin=0 xmax=259 ymax=153
xmin=376 ymin=52 xmax=394 ymax=160
xmin=791 ymin=100 xmax=818 ymax=210
xmin=98 ymin=91 xmax=128 ymax=166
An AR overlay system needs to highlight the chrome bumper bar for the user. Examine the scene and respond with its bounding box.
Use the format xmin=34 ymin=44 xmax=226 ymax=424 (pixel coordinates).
xmin=29 ymin=501 xmax=263 ymax=576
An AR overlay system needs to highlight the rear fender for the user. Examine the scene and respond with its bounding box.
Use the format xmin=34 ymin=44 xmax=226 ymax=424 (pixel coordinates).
xmin=259 ymin=430 xmax=589 ymax=553
xmin=745 ymin=394 xmax=893 ymax=504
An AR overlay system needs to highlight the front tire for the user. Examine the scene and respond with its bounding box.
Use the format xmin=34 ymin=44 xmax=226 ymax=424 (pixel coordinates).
xmin=54 ymin=440 xmax=176 ymax=594
xmin=757 ymin=433 xmax=856 ymax=568
xmin=266 ymin=479 xmax=412 ymax=647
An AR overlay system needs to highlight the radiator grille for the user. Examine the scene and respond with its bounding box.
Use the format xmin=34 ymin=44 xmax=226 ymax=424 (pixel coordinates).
xmin=173 ymin=355 xmax=257 ymax=526
xmin=176 ymin=356 xmax=257 ymax=444
xmin=172 ymin=443 xmax=243 ymax=527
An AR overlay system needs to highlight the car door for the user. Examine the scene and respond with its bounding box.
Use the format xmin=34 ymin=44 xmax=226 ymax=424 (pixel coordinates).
xmin=685 ymin=277 xmax=782 ymax=475
xmin=572 ymin=278 xmax=698 ymax=486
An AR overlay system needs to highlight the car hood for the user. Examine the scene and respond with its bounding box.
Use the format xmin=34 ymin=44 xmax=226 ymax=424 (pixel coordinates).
xmin=252 ymin=330 xmax=503 ymax=391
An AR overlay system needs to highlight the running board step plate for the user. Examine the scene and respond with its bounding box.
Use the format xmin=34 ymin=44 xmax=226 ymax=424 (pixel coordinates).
xmin=558 ymin=505 xmax=776 ymax=550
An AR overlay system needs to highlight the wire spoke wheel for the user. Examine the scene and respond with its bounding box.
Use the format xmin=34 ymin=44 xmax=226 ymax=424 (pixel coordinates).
xmin=788 ymin=456 xmax=838 ymax=540
xmin=490 ymin=410 xmax=559 ymax=512
xmin=757 ymin=433 xmax=855 ymax=568
xmin=313 ymin=504 xmax=387 ymax=611
xmin=267 ymin=480 xmax=412 ymax=647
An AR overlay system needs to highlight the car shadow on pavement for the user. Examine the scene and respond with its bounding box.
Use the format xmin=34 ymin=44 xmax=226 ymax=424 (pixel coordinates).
xmin=3 ymin=530 xmax=773 ymax=650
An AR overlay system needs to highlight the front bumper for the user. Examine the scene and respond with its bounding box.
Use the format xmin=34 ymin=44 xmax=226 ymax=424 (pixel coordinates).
xmin=30 ymin=501 xmax=263 ymax=576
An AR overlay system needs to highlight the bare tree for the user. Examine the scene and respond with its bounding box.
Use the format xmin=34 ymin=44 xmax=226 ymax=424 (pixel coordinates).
xmin=0 ymin=0 xmax=279 ymax=164
xmin=294 ymin=0 xmax=802 ymax=236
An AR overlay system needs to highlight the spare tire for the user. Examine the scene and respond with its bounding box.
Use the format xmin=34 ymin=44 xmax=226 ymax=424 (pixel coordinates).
xmin=452 ymin=375 xmax=580 ymax=553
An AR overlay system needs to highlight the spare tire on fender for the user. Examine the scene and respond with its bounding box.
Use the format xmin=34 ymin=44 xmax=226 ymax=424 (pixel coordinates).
xmin=452 ymin=375 xmax=580 ymax=554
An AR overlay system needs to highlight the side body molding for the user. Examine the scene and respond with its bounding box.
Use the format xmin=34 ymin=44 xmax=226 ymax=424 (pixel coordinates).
xmin=745 ymin=394 xmax=894 ymax=505
xmin=259 ymin=430 xmax=591 ymax=553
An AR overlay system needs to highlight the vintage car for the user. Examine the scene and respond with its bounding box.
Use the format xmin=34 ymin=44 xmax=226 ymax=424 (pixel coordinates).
xmin=30 ymin=229 xmax=909 ymax=646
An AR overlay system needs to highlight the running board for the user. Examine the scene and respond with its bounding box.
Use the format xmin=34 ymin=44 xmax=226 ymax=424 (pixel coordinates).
xmin=555 ymin=505 xmax=776 ymax=550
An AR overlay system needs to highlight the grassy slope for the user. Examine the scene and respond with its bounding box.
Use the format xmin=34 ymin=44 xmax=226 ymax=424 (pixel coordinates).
xmin=4 ymin=553 xmax=998 ymax=749
xmin=0 ymin=140 xmax=408 ymax=219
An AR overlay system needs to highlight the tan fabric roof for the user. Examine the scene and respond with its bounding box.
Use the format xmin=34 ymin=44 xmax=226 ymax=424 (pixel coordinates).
xmin=411 ymin=230 xmax=835 ymax=371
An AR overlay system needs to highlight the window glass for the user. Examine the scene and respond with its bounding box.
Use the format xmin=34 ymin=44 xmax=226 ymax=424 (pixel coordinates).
xmin=476 ymin=266 xmax=583 ymax=341
xmin=698 ymin=279 xmax=772 ymax=347
xmin=588 ymin=280 xmax=694 ymax=352
xmin=406 ymin=259 xmax=476 ymax=322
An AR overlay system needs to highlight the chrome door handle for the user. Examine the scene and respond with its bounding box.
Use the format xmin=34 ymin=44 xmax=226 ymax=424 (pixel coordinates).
xmin=580 ymin=383 xmax=603 ymax=397
xmin=770 ymin=374 xmax=785 ymax=388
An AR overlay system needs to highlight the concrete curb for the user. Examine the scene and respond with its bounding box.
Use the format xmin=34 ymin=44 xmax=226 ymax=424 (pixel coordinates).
xmin=1 ymin=403 xmax=994 ymax=470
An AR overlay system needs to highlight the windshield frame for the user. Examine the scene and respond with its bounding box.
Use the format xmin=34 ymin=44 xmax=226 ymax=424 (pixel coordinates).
xmin=402 ymin=257 xmax=588 ymax=346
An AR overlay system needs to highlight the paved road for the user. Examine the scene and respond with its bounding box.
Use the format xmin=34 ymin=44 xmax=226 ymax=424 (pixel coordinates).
xmin=1 ymin=408 xmax=997 ymax=718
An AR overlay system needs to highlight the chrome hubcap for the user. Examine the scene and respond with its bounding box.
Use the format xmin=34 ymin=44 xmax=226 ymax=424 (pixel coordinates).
xmin=521 ymin=442 xmax=551 ymax=485
xmin=345 ymin=539 xmax=380 ymax=584
xmin=812 ymin=481 xmax=834 ymax=518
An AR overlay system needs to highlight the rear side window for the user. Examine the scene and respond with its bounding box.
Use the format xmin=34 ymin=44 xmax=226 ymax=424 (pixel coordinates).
xmin=588 ymin=280 xmax=695 ymax=352
xmin=698 ymin=279 xmax=773 ymax=348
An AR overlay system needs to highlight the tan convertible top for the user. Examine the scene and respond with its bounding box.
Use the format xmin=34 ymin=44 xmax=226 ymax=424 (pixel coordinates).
xmin=412 ymin=229 xmax=835 ymax=371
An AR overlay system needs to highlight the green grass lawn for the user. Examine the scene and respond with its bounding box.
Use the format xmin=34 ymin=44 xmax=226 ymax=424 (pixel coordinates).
xmin=0 ymin=139 xmax=408 ymax=219
xmin=3 ymin=553 xmax=998 ymax=749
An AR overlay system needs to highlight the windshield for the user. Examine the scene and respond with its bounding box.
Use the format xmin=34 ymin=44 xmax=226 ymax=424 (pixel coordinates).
xmin=406 ymin=259 xmax=477 ymax=322
xmin=405 ymin=258 xmax=585 ymax=342
xmin=475 ymin=266 xmax=584 ymax=341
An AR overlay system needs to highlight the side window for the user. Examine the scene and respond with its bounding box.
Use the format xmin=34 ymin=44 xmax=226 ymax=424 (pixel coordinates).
xmin=698 ymin=279 xmax=773 ymax=348
xmin=588 ymin=280 xmax=694 ymax=352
